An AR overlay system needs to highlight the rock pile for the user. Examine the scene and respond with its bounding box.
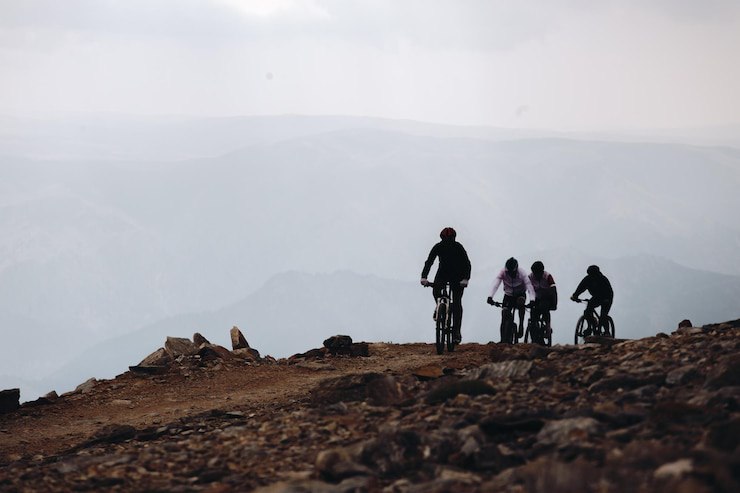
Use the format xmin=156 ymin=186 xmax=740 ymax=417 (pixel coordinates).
xmin=0 ymin=320 xmax=738 ymax=492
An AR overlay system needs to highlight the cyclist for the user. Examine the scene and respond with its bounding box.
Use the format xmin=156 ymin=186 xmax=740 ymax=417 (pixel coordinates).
xmin=487 ymin=257 xmax=535 ymax=341
xmin=528 ymin=261 xmax=557 ymax=342
xmin=420 ymin=227 xmax=471 ymax=344
xmin=570 ymin=265 xmax=614 ymax=336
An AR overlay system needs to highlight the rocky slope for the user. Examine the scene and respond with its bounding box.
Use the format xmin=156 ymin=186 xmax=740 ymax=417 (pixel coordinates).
xmin=0 ymin=322 xmax=739 ymax=492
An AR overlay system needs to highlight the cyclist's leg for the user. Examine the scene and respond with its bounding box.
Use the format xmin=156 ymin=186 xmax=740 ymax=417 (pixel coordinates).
xmin=451 ymin=283 xmax=464 ymax=343
xmin=600 ymin=298 xmax=613 ymax=334
xmin=501 ymin=294 xmax=514 ymax=343
xmin=432 ymin=282 xmax=442 ymax=319
xmin=585 ymin=298 xmax=599 ymax=335
xmin=516 ymin=295 xmax=526 ymax=338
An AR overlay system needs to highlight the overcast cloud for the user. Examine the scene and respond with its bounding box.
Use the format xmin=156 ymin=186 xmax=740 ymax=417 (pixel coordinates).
xmin=1 ymin=0 xmax=739 ymax=128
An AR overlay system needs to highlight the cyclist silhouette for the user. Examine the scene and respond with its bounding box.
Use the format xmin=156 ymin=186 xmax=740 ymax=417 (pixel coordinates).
xmin=528 ymin=261 xmax=557 ymax=338
xmin=487 ymin=257 xmax=535 ymax=341
xmin=421 ymin=227 xmax=471 ymax=344
xmin=571 ymin=265 xmax=614 ymax=336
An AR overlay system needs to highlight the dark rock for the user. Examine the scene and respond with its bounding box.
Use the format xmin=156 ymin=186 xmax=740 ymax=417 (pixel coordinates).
xmin=705 ymin=355 xmax=740 ymax=389
xmin=536 ymin=417 xmax=601 ymax=447
xmin=479 ymin=412 xmax=549 ymax=435
xmin=230 ymin=326 xmax=250 ymax=350
xmin=425 ymin=379 xmax=496 ymax=405
xmin=666 ymin=365 xmax=702 ymax=386
xmin=588 ymin=373 xmax=665 ymax=392
xmin=88 ymin=424 xmax=137 ymax=445
xmin=164 ymin=337 xmax=198 ymax=358
xmin=315 ymin=446 xmax=373 ymax=481
xmin=323 ymin=335 xmax=353 ymax=353
xmin=703 ymin=417 xmax=740 ymax=452
xmin=0 ymin=388 xmax=20 ymax=413
xmin=678 ymin=319 xmax=693 ymax=329
xmin=583 ymin=335 xmax=627 ymax=346
xmin=350 ymin=342 xmax=369 ymax=357
xmin=290 ymin=348 xmax=327 ymax=360
xmin=198 ymin=344 xmax=233 ymax=361
xmin=233 ymin=347 xmax=261 ymax=361
xmin=129 ymin=365 xmax=169 ymax=375
xmin=311 ymin=373 xmax=404 ymax=406
xmin=193 ymin=332 xmax=210 ymax=346
xmin=413 ymin=365 xmax=445 ymax=381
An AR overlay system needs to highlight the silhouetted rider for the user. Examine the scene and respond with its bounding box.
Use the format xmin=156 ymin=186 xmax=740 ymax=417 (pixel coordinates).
xmin=528 ymin=261 xmax=557 ymax=340
xmin=571 ymin=265 xmax=614 ymax=335
xmin=421 ymin=227 xmax=471 ymax=344
xmin=487 ymin=257 xmax=535 ymax=341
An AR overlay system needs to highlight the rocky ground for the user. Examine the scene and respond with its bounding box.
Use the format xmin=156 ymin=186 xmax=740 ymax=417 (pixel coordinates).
xmin=0 ymin=322 xmax=739 ymax=492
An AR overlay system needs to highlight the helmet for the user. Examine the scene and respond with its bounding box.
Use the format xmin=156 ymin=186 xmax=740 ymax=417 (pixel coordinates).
xmin=531 ymin=261 xmax=544 ymax=274
xmin=587 ymin=265 xmax=600 ymax=276
xmin=505 ymin=257 xmax=518 ymax=273
xmin=440 ymin=227 xmax=457 ymax=240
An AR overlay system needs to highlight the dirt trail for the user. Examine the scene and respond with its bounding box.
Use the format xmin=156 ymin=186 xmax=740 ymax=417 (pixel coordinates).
xmin=0 ymin=343 xmax=492 ymax=461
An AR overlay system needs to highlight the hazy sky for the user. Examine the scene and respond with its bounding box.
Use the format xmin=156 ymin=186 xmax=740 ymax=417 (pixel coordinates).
xmin=1 ymin=0 xmax=739 ymax=129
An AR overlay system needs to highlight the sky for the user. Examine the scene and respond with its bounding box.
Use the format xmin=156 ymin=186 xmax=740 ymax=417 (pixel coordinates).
xmin=1 ymin=0 xmax=739 ymax=130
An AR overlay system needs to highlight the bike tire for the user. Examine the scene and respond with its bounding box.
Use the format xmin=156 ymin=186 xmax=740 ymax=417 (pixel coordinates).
xmin=435 ymin=305 xmax=446 ymax=355
xmin=510 ymin=321 xmax=518 ymax=344
xmin=606 ymin=316 xmax=615 ymax=338
xmin=524 ymin=321 xmax=532 ymax=344
xmin=446 ymin=322 xmax=455 ymax=352
xmin=543 ymin=322 xmax=552 ymax=347
xmin=575 ymin=316 xmax=588 ymax=345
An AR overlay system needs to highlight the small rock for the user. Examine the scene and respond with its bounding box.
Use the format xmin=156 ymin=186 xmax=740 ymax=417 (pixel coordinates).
xmin=230 ymin=326 xmax=250 ymax=350
xmin=470 ymin=360 xmax=533 ymax=380
xmin=315 ymin=447 xmax=373 ymax=481
xmin=323 ymin=335 xmax=353 ymax=354
xmin=654 ymin=458 xmax=693 ymax=480
xmin=111 ymin=399 xmax=133 ymax=407
xmin=425 ymin=379 xmax=496 ymax=405
xmin=677 ymin=319 xmax=693 ymax=329
xmin=311 ymin=373 xmax=405 ymax=406
xmin=413 ymin=365 xmax=445 ymax=380
xmin=536 ymin=417 xmax=600 ymax=447
xmin=233 ymin=347 xmax=261 ymax=361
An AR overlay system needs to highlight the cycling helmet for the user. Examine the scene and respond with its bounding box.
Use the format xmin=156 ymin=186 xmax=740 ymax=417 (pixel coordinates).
xmin=587 ymin=265 xmax=600 ymax=276
xmin=505 ymin=257 xmax=518 ymax=273
xmin=440 ymin=227 xmax=457 ymax=240
xmin=531 ymin=261 xmax=544 ymax=274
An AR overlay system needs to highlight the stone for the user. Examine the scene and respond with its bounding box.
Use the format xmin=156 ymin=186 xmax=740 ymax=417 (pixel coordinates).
xmin=137 ymin=347 xmax=171 ymax=367
xmin=88 ymin=424 xmax=137 ymax=445
xmin=674 ymin=326 xmax=704 ymax=336
xmin=323 ymin=335 xmax=353 ymax=354
xmin=198 ymin=344 xmax=233 ymax=361
xmin=233 ymin=347 xmax=261 ymax=361
xmin=469 ymin=360 xmax=532 ymax=380
xmin=425 ymin=379 xmax=496 ymax=405
xmin=75 ymin=378 xmax=98 ymax=394
xmin=43 ymin=390 xmax=59 ymax=400
xmin=703 ymin=417 xmax=740 ymax=452
xmin=666 ymin=365 xmax=701 ymax=386
xmin=350 ymin=342 xmax=370 ymax=357
xmin=315 ymin=447 xmax=373 ymax=481
xmin=705 ymin=355 xmax=740 ymax=389
xmin=230 ymin=326 xmax=250 ymax=350
xmin=290 ymin=348 xmax=327 ymax=360
xmin=654 ymin=458 xmax=693 ymax=480
xmin=164 ymin=337 xmax=198 ymax=358
xmin=0 ymin=388 xmax=20 ymax=413
xmin=311 ymin=373 xmax=404 ymax=406
xmin=536 ymin=417 xmax=601 ymax=447
xmin=193 ymin=332 xmax=210 ymax=346
xmin=413 ymin=365 xmax=445 ymax=381
xmin=678 ymin=319 xmax=693 ymax=329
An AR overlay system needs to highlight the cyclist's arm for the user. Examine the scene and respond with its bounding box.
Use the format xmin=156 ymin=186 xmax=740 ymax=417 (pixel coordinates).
xmin=523 ymin=270 xmax=536 ymax=300
xmin=421 ymin=244 xmax=439 ymax=279
xmin=489 ymin=270 xmax=504 ymax=298
xmin=572 ymin=276 xmax=588 ymax=299
xmin=460 ymin=244 xmax=471 ymax=280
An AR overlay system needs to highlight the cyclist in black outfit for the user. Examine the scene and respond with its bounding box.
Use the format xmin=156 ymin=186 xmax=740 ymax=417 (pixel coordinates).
xmin=571 ymin=265 xmax=614 ymax=335
xmin=421 ymin=227 xmax=471 ymax=344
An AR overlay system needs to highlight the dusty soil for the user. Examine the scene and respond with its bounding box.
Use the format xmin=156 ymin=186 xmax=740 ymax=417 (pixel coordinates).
xmin=0 ymin=343 xmax=492 ymax=462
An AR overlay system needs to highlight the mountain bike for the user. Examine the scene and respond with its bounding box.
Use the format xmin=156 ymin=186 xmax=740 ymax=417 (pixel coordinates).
xmin=525 ymin=302 xmax=552 ymax=346
xmin=573 ymin=298 xmax=615 ymax=344
xmin=489 ymin=300 xmax=520 ymax=344
xmin=426 ymin=282 xmax=456 ymax=355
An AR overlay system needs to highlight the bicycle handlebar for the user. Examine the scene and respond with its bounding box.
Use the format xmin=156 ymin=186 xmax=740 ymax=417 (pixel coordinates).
xmin=572 ymin=298 xmax=591 ymax=303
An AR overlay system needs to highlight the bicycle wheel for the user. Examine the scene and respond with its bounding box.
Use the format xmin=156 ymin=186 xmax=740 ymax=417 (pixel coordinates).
xmin=435 ymin=304 xmax=446 ymax=355
xmin=524 ymin=320 xmax=532 ymax=344
xmin=575 ymin=316 xmax=588 ymax=345
xmin=510 ymin=321 xmax=518 ymax=344
xmin=446 ymin=321 xmax=455 ymax=352
xmin=606 ymin=316 xmax=615 ymax=338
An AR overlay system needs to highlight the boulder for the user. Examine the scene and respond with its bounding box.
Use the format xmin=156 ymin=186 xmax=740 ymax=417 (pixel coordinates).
xmin=75 ymin=378 xmax=98 ymax=394
xmin=311 ymin=373 xmax=404 ymax=406
xmin=678 ymin=319 xmax=693 ymax=329
xmin=193 ymin=332 xmax=210 ymax=346
xmin=350 ymin=343 xmax=370 ymax=357
xmin=233 ymin=347 xmax=261 ymax=361
xmin=536 ymin=417 xmax=601 ymax=447
xmin=323 ymin=335 xmax=353 ymax=354
xmin=137 ymin=347 xmax=171 ymax=367
xmin=230 ymin=326 xmax=250 ymax=350
xmin=164 ymin=337 xmax=198 ymax=358
xmin=198 ymin=344 xmax=234 ymax=361
xmin=0 ymin=388 xmax=20 ymax=413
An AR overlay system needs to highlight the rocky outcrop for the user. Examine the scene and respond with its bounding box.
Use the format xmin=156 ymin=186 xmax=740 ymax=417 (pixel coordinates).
xmin=230 ymin=326 xmax=250 ymax=350
xmin=0 ymin=388 xmax=20 ymax=413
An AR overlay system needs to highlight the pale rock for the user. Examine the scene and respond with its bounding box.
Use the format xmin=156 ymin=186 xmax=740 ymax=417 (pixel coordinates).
xmin=654 ymin=458 xmax=693 ymax=480
xmin=230 ymin=326 xmax=250 ymax=350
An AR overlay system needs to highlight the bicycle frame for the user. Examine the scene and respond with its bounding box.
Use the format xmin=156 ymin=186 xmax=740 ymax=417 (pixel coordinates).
xmin=427 ymin=281 xmax=456 ymax=354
